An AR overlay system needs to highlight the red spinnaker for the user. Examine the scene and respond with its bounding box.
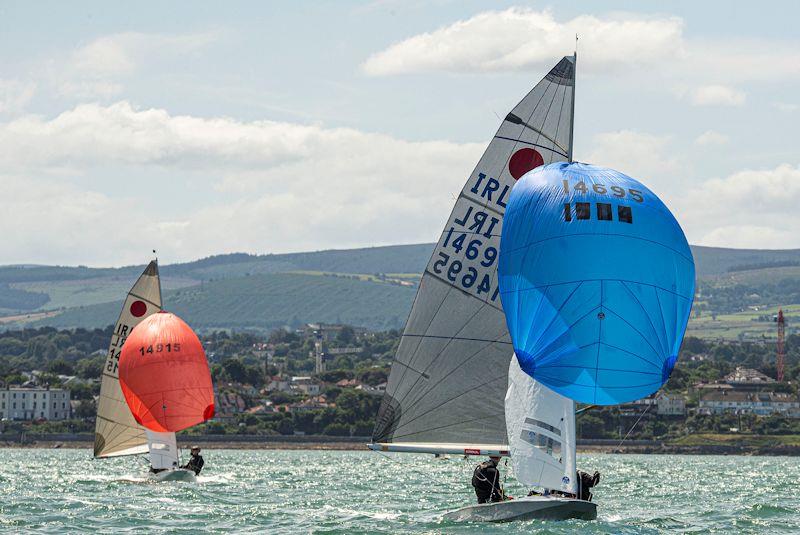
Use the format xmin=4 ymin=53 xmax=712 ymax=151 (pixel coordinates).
xmin=119 ymin=312 xmax=215 ymax=432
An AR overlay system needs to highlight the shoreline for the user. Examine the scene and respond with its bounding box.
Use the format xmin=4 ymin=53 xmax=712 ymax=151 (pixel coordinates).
xmin=2 ymin=437 xmax=799 ymax=456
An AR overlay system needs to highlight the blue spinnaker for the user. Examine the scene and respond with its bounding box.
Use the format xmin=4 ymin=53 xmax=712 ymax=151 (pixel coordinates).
xmin=498 ymin=162 xmax=695 ymax=405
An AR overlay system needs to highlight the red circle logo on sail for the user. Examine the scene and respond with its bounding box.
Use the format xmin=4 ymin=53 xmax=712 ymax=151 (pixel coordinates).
xmin=508 ymin=148 xmax=544 ymax=180
xmin=130 ymin=300 xmax=147 ymax=317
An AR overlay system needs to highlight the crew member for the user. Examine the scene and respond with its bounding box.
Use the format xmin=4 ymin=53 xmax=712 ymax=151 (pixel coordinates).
xmin=182 ymin=446 xmax=205 ymax=475
xmin=471 ymin=455 xmax=507 ymax=503
xmin=576 ymin=469 xmax=600 ymax=501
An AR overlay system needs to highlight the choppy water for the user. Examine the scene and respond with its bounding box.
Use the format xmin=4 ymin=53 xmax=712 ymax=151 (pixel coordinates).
xmin=0 ymin=448 xmax=798 ymax=533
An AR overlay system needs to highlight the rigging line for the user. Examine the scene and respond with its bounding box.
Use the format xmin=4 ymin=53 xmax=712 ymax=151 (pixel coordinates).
xmin=617 ymin=403 xmax=651 ymax=448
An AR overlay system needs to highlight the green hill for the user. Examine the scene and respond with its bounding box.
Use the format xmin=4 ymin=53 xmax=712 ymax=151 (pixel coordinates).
xmin=34 ymin=272 xmax=416 ymax=332
xmin=3 ymin=242 xmax=800 ymax=334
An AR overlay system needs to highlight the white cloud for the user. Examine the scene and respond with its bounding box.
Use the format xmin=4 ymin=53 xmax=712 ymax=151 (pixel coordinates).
xmin=363 ymin=8 xmax=684 ymax=75
xmin=680 ymin=164 xmax=800 ymax=249
xmin=585 ymin=130 xmax=678 ymax=186
xmin=362 ymin=8 xmax=800 ymax=96
xmin=0 ymin=172 xmax=145 ymax=266
xmin=688 ymin=85 xmax=745 ymax=107
xmin=71 ymin=31 xmax=220 ymax=77
xmin=0 ymin=79 xmax=36 ymax=114
xmin=44 ymin=31 xmax=221 ymax=100
xmin=694 ymin=130 xmax=729 ymax=146
xmin=0 ymin=102 xmax=483 ymax=265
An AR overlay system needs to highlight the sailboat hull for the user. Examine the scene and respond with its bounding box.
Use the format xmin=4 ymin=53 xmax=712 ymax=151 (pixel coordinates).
xmin=443 ymin=496 xmax=596 ymax=523
xmin=150 ymin=468 xmax=197 ymax=483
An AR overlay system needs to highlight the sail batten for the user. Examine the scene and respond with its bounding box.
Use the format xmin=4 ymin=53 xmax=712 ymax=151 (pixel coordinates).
xmin=374 ymin=56 xmax=575 ymax=448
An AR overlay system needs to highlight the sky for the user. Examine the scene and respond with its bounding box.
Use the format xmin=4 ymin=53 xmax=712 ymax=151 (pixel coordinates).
xmin=1 ymin=1 xmax=799 ymax=266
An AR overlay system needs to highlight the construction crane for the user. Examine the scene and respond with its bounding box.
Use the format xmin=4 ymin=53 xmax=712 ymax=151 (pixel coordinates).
xmin=776 ymin=309 xmax=786 ymax=382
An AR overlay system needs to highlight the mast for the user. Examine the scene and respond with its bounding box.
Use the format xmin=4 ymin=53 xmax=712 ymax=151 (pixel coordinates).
xmin=153 ymin=249 xmax=163 ymax=305
xmin=568 ymin=37 xmax=577 ymax=163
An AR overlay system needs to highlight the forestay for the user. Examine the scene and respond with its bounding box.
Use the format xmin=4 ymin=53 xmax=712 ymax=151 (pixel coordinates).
xmin=94 ymin=261 xmax=163 ymax=458
xmin=505 ymin=356 xmax=576 ymax=494
xmin=372 ymin=56 xmax=576 ymax=449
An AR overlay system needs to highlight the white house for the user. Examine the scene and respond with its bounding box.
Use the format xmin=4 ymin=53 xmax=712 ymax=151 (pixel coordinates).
xmin=291 ymin=376 xmax=321 ymax=396
xmin=699 ymin=391 xmax=800 ymax=416
xmin=0 ymin=387 xmax=71 ymax=420
xmin=656 ymin=393 xmax=686 ymax=416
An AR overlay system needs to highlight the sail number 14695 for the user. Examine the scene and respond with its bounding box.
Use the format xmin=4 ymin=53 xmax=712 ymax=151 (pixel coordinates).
xmin=432 ymin=251 xmax=500 ymax=302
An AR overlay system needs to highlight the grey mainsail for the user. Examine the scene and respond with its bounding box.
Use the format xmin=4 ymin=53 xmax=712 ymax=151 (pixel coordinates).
xmin=372 ymin=56 xmax=575 ymax=450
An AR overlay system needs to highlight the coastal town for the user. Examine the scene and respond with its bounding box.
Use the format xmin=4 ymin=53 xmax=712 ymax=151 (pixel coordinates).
xmin=2 ymin=322 xmax=799 ymax=447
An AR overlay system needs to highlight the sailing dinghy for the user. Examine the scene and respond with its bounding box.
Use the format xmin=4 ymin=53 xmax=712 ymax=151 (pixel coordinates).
xmin=369 ymin=55 xmax=594 ymax=521
xmin=93 ymin=261 xmax=214 ymax=482
xmin=119 ymin=310 xmax=215 ymax=482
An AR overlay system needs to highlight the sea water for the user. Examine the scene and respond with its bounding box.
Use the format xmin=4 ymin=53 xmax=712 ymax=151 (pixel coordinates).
xmin=0 ymin=448 xmax=798 ymax=533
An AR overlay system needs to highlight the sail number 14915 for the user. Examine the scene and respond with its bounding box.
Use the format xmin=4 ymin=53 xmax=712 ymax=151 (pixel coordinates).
xmin=138 ymin=343 xmax=181 ymax=356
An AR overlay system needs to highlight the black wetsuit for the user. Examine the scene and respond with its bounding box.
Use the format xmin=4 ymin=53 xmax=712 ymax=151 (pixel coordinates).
xmin=183 ymin=454 xmax=204 ymax=475
xmin=577 ymin=470 xmax=600 ymax=501
xmin=472 ymin=461 xmax=504 ymax=503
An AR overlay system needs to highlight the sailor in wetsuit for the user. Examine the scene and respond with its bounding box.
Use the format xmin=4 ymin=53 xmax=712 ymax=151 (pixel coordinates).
xmin=182 ymin=446 xmax=205 ymax=475
xmin=472 ymin=455 xmax=507 ymax=503
xmin=576 ymin=470 xmax=600 ymax=501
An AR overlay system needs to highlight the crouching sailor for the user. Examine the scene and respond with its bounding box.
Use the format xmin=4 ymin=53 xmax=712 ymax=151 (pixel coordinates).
xmin=182 ymin=446 xmax=205 ymax=475
xmin=577 ymin=470 xmax=600 ymax=501
xmin=471 ymin=455 xmax=508 ymax=503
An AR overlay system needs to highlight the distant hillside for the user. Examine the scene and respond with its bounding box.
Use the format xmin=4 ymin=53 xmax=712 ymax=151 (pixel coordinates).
xmin=0 ymin=243 xmax=435 ymax=285
xmin=4 ymin=242 xmax=800 ymax=334
xmin=34 ymin=272 xmax=416 ymax=332
xmin=690 ymin=245 xmax=800 ymax=276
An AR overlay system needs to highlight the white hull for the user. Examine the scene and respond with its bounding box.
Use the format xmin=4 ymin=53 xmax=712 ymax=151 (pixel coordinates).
xmin=443 ymin=495 xmax=596 ymax=522
xmin=150 ymin=468 xmax=197 ymax=483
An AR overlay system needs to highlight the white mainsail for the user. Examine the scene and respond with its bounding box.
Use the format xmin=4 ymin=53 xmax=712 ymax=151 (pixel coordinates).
xmin=505 ymin=356 xmax=576 ymax=494
xmin=372 ymin=56 xmax=576 ymax=452
xmin=94 ymin=261 xmax=163 ymax=458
